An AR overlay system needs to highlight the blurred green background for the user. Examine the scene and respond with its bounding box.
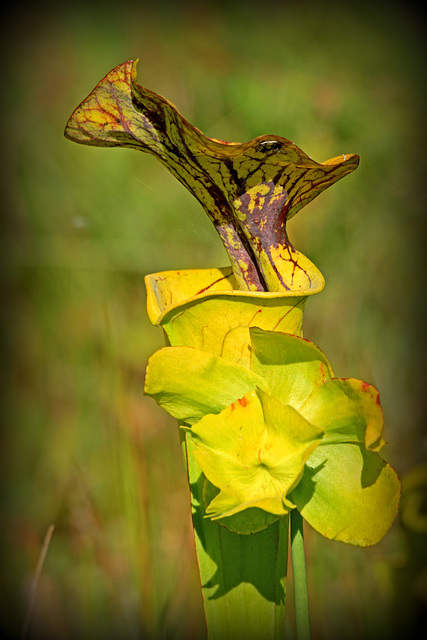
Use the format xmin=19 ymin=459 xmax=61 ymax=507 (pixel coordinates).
xmin=1 ymin=1 xmax=426 ymax=638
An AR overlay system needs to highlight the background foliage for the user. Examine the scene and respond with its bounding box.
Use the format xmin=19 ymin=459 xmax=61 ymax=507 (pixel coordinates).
xmin=1 ymin=1 xmax=425 ymax=638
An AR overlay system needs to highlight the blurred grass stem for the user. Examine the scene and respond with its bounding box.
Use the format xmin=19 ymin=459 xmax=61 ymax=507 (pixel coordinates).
xmin=21 ymin=524 xmax=55 ymax=640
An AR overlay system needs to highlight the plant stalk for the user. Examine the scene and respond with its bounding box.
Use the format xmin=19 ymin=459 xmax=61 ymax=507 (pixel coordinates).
xmin=290 ymin=509 xmax=311 ymax=640
xmin=182 ymin=431 xmax=289 ymax=639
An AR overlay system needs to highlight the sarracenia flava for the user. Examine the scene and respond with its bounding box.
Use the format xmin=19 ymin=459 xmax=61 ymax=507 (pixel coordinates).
xmin=65 ymin=60 xmax=400 ymax=640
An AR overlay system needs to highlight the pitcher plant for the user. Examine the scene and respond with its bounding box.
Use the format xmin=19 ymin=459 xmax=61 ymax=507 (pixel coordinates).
xmin=65 ymin=59 xmax=400 ymax=640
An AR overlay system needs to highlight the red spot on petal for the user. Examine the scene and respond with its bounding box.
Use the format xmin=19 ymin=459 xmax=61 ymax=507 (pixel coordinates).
xmin=319 ymin=362 xmax=329 ymax=383
xmin=237 ymin=396 xmax=249 ymax=407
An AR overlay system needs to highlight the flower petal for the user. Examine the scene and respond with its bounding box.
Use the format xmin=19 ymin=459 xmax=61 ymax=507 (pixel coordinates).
xmin=185 ymin=389 xmax=323 ymax=529
xmin=202 ymin=479 xmax=282 ymax=534
xmin=299 ymin=378 xmax=385 ymax=451
xmin=249 ymin=328 xmax=333 ymax=408
xmin=144 ymin=346 xmax=268 ymax=424
xmin=291 ymin=443 xmax=400 ymax=546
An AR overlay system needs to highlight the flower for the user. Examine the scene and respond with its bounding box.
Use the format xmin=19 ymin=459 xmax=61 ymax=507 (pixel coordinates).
xmin=144 ymin=269 xmax=400 ymax=545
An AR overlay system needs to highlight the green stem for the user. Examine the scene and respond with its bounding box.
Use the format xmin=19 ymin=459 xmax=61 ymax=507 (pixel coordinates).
xmin=183 ymin=432 xmax=289 ymax=639
xmin=290 ymin=509 xmax=311 ymax=640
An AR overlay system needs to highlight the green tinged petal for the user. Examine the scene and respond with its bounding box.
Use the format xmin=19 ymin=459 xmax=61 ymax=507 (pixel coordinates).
xmin=144 ymin=346 xmax=268 ymax=424
xmin=299 ymin=378 xmax=385 ymax=451
xmin=291 ymin=443 xmax=400 ymax=546
xmin=249 ymin=328 xmax=333 ymax=408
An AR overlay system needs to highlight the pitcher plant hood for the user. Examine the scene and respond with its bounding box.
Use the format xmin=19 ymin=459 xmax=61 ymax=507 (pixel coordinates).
xmin=64 ymin=59 xmax=359 ymax=292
